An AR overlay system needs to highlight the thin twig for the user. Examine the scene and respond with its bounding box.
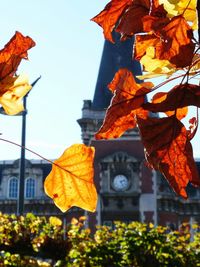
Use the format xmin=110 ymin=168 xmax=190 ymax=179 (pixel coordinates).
xmin=0 ymin=137 xmax=93 ymax=184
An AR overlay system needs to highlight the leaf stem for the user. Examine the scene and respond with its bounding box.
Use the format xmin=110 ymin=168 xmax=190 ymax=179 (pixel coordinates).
xmin=0 ymin=137 xmax=55 ymax=165
xmin=0 ymin=137 xmax=93 ymax=184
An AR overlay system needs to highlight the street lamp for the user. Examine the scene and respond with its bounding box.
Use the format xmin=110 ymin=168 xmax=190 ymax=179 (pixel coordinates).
xmin=17 ymin=76 xmax=41 ymax=215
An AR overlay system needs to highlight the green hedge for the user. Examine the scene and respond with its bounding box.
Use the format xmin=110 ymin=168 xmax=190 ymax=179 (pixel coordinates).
xmin=0 ymin=212 xmax=200 ymax=266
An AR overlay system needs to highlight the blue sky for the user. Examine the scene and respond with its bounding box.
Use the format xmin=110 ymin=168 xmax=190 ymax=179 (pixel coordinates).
xmin=0 ymin=0 xmax=108 ymax=160
xmin=0 ymin=0 xmax=199 ymax=161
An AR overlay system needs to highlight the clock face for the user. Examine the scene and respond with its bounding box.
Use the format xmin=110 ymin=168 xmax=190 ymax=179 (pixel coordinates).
xmin=113 ymin=174 xmax=129 ymax=191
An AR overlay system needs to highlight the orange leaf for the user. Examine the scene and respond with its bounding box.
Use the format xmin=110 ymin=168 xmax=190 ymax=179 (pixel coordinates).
xmin=143 ymin=84 xmax=200 ymax=116
xmin=135 ymin=16 xmax=195 ymax=68
xmin=115 ymin=0 xmax=150 ymax=40
xmin=142 ymin=15 xmax=169 ymax=33
xmin=137 ymin=115 xmax=200 ymax=198
xmin=135 ymin=34 xmax=159 ymax=60
xmin=44 ymin=144 xmax=97 ymax=213
xmin=142 ymin=2 xmax=169 ymax=33
xmin=95 ymin=69 xmax=153 ymax=139
xmin=149 ymin=91 xmax=188 ymax=120
xmin=0 ymin=31 xmax=35 ymax=80
xmin=157 ymin=15 xmax=195 ymax=67
xmin=91 ymin=0 xmax=133 ymax=43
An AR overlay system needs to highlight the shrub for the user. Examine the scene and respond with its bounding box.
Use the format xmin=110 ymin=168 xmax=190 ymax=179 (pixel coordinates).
xmin=1 ymin=213 xmax=200 ymax=266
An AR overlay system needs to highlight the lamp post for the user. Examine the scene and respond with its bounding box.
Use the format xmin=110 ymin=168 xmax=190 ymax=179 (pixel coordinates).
xmin=17 ymin=76 xmax=41 ymax=215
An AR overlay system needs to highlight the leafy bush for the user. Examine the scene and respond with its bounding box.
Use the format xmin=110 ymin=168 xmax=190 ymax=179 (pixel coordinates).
xmin=1 ymin=213 xmax=200 ymax=266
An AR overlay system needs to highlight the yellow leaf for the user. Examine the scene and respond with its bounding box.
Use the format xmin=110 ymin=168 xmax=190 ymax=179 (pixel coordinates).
xmin=0 ymin=74 xmax=31 ymax=115
xmin=140 ymin=46 xmax=176 ymax=77
xmin=159 ymin=0 xmax=197 ymax=28
xmin=173 ymin=0 xmax=197 ymax=28
xmin=44 ymin=144 xmax=97 ymax=213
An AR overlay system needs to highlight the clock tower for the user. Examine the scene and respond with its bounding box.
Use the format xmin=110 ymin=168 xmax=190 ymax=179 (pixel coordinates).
xmin=77 ymin=32 xmax=157 ymax=229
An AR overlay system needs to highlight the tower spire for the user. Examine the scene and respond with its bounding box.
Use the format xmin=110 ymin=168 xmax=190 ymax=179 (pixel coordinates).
xmin=92 ymin=32 xmax=142 ymax=110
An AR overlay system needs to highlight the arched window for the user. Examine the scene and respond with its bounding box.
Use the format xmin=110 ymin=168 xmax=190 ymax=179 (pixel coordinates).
xmin=25 ymin=178 xmax=35 ymax=199
xmin=8 ymin=177 xmax=18 ymax=199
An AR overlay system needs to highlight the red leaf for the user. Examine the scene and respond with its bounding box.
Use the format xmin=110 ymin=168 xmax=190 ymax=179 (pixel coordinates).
xmin=115 ymin=0 xmax=150 ymax=40
xmin=143 ymin=83 xmax=200 ymax=113
xmin=91 ymin=0 xmax=133 ymax=43
xmin=135 ymin=16 xmax=195 ymax=68
xmin=95 ymin=69 xmax=152 ymax=139
xmin=0 ymin=31 xmax=35 ymax=80
xmin=146 ymin=91 xmax=188 ymax=120
xmin=137 ymin=115 xmax=200 ymax=198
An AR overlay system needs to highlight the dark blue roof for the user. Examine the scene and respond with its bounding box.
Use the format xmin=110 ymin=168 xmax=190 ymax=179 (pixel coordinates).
xmin=92 ymin=32 xmax=142 ymax=110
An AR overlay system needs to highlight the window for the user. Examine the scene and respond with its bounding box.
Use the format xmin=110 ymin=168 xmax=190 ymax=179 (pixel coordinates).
xmin=25 ymin=178 xmax=35 ymax=199
xmin=8 ymin=177 xmax=18 ymax=199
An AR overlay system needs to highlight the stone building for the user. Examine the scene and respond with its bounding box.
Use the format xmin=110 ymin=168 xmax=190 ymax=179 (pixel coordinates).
xmin=0 ymin=33 xmax=200 ymax=229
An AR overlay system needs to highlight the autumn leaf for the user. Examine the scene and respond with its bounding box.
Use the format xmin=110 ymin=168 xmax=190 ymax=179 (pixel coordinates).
xmin=137 ymin=115 xmax=200 ymax=198
xmin=139 ymin=46 xmax=176 ymax=77
xmin=146 ymin=91 xmax=188 ymax=120
xmin=135 ymin=34 xmax=159 ymax=60
xmin=95 ymin=69 xmax=153 ymax=139
xmin=142 ymin=1 xmax=169 ymax=33
xmin=0 ymin=74 xmax=32 ymax=115
xmin=0 ymin=31 xmax=35 ymax=80
xmin=91 ymin=0 xmax=133 ymax=43
xmin=0 ymin=31 xmax=35 ymax=115
xmin=143 ymin=83 xmax=200 ymax=116
xmin=135 ymin=16 xmax=195 ymax=68
xmin=44 ymin=144 xmax=97 ymax=213
xmin=115 ymin=0 xmax=150 ymax=40
xmin=172 ymin=0 xmax=197 ymax=29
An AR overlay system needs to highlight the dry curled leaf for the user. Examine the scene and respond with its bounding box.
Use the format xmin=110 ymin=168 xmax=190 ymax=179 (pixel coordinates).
xmin=0 ymin=31 xmax=35 ymax=115
xmin=0 ymin=31 xmax=35 ymax=80
xmin=44 ymin=144 xmax=97 ymax=213
xmin=137 ymin=115 xmax=200 ymax=198
xmin=91 ymin=0 xmax=133 ymax=43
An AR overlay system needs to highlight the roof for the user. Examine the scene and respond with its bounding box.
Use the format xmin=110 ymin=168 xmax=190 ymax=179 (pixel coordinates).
xmin=92 ymin=32 xmax=142 ymax=110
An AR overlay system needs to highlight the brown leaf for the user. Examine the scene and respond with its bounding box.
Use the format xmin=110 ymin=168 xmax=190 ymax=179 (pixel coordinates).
xmin=91 ymin=0 xmax=133 ymax=43
xmin=148 ymin=91 xmax=188 ymax=120
xmin=142 ymin=1 xmax=169 ymax=32
xmin=95 ymin=69 xmax=153 ymax=139
xmin=44 ymin=144 xmax=97 ymax=212
xmin=157 ymin=15 xmax=195 ymax=67
xmin=115 ymin=0 xmax=150 ymax=40
xmin=142 ymin=15 xmax=169 ymax=33
xmin=0 ymin=31 xmax=35 ymax=80
xmin=137 ymin=115 xmax=200 ymax=198
xmin=143 ymin=84 xmax=200 ymax=114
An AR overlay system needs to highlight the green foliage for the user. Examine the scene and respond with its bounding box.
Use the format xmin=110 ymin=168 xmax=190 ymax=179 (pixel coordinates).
xmin=1 ymin=213 xmax=200 ymax=266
